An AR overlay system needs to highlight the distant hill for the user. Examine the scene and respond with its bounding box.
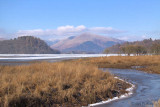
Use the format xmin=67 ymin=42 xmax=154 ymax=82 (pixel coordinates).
xmin=45 ymin=40 xmax=60 ymax=46
xmin=0 ymin=36 xmax=60 ymax=54
xmin=106 ymin=38 xmax=160 ymax=54
xmin=51 ymin=33 xmax=123 ymax=53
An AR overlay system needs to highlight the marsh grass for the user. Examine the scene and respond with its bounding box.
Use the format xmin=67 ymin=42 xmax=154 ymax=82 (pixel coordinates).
xmin=0 ymin=61 xmax=130 ymax=106
xmin=154 ymin=99 xmax=160 ymax=107
xmin=73 ymin=55 xmax=160 ymax=74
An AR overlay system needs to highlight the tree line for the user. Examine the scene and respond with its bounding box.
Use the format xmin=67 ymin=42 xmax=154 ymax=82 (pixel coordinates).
xmin=104 ymin=38 xmax=160 ymax=55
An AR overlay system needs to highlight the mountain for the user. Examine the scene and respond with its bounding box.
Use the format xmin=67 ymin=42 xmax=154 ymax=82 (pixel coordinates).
xmin=45 ymin=40 xmax=60 ymax=46
xmin=51 ymin=33 xmax=123 ymax=53
xmin=0 ymin=36 xmax=60 ymax=54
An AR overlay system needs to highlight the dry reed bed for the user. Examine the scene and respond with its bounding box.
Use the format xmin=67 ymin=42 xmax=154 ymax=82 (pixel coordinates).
xmin=72 ymin=55 xmax=160 ymax=106
xmin=154 ymin=99 xmax=160 ymax=107
xmin=74 ymin=55 xmax=160 ymax=74
xmin=0 ymin=62 xmax=130 ymax=107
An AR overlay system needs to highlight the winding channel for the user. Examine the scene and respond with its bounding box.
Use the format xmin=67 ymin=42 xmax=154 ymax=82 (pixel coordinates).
xmin=94 ymin=68 xmax=160 ymax=107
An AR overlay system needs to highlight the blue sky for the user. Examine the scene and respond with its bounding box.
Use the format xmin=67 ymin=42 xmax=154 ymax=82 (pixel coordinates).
xmin=0 ymin=0 xmax=160 ymax=41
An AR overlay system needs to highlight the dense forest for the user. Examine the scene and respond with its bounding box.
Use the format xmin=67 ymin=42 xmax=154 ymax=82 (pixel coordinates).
xmin=104 ymin=38 xmax=160 ymax=55
xmin=0 ymin=36 xmax=60 ymax=54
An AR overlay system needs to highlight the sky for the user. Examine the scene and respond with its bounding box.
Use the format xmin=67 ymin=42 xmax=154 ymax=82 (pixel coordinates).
xmin=0 ymin=0 xmax=160 ymax=41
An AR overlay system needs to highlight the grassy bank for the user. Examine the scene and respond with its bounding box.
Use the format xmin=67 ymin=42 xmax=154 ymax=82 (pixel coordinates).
xmin=0 ymin=61 xmax=130 ymax=107
xmin=2 ymin=55 xmax=159 ymax=106
xmin=74 ymin=55 xmax=160 ymax=74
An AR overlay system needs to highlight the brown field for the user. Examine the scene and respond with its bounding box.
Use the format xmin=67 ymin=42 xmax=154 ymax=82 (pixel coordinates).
xmin=0 ymin=61 xmax=130 ymax=107
xmin=73 ymin=55 xmax=160 ymax=74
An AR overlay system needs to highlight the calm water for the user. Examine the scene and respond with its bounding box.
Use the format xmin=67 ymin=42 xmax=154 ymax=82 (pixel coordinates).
xmin=0 ymin=54 xmax=126 ymax=65
xmin=0 ymin=54 xmax=108 ymax=65
xmin=96 ymin=68 xmax=160 ymax=107
xmin=0 ymin=54 xmax=128 ymax=61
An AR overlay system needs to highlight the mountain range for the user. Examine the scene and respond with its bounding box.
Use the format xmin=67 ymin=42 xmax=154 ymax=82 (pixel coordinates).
xmin=0 ymin=34 xmax=124 ymax=54
xmin=51 ymin=33 xmax=123 ymax=53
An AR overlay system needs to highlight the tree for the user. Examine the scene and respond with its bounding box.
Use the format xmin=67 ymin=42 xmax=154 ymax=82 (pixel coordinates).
xmin=120 ymin=46 xmax=126 ymax=54
xmin=120 ymin=45 xmax=146 ymax=56
xmin=120 ymin=45 xmax=135 ymax=56
xmin=151 ymin=43 xmax=160 ymax=55
xmin=104 ymin=49 xmax=109 ymax=55
xmin=134 ymin=45 xmax=147 ymax=55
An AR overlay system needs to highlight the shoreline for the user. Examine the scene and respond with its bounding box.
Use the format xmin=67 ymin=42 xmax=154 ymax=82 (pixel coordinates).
xmin=88 ymin=76 xmax=135 ymax=107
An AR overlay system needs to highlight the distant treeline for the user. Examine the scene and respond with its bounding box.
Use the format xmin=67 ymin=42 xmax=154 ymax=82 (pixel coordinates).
xmin=104 ymin=38 xmax=160 ymax=55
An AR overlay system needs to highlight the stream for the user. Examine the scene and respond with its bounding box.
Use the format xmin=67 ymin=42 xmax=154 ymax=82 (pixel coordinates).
xmin=95 ymin=68 xmax=160 ymax=107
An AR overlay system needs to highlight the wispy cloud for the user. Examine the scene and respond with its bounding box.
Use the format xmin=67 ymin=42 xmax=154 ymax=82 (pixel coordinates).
xmin=89 ymin=27 xmax=124 ymax=34
xmin=117 ymin=35 xmax=149 ymax=41
xmin=0 ymin=26 xmax=155 ymax=41
xmin=16 ymin=25 xmax=124 ymax=37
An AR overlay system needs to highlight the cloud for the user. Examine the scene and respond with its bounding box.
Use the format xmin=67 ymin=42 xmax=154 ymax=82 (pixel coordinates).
xmin=55 ymin=25 xmax=87 ymax=36
xmin=57 ymin=25 xmax=86 ymax=32
xmin=17 ymin=29 xmax=44 ymax=36
xmin=117 ymin=35 xmax=149 ymax=41
xmin=89 ymin=27 xmax=123 ymax=34
xmin=142 ymin=35 xmax=147 ymax=39
xmin=16 ymin=25 xmax=124 ymax=37
xmin=117 ymin=36 xmax=129 ymax=41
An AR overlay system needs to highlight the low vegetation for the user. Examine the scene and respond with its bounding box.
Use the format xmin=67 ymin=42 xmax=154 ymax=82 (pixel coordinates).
xmin=154 ymin=99 xmax=160 ymax=107
xmin=73 ymin=55 xmax=160 ymax=74
xmin=0 ymin=61 xmax=130 ymax=106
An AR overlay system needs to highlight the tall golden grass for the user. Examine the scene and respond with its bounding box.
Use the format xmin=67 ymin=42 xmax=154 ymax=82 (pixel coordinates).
xmin=0 ymin=61 xmax=130 ymax=106
xmin=2 ymin=55 xmax=159 ymax=106
xmin=74 ymin=55 xmax=160 ymax=74
xmin=73 ymin=55 xmax=160 ymax=106
xmin=154 ymin=99 xmax=160 ymax=107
